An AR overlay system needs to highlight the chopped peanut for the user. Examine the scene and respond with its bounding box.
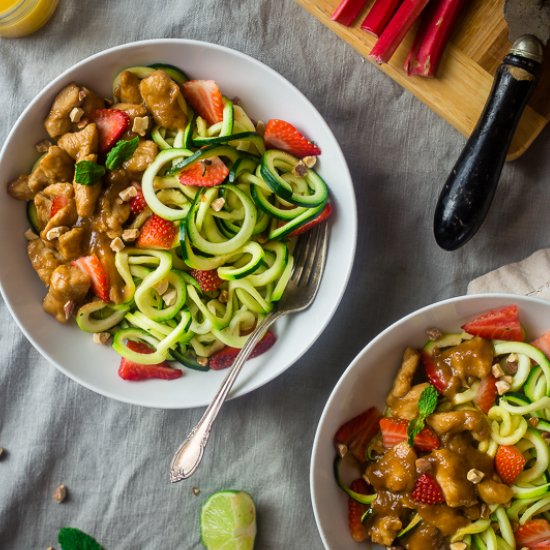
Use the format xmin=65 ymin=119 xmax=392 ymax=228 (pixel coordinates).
xmin=118 ymin=186 xmax=138 ymax=202
xmin=69 ymin=107 xmax=85 ymax=123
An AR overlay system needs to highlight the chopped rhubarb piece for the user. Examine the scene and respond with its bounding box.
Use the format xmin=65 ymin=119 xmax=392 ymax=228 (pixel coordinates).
xmin=331 ymin=0 xmax=369 ymax=26
xmin=369 ymin=0 xmax=431 ymax=64
xmin=361 ymin=0 xmax=402 ymax=36
xmin=404 ymin=0 xmax=467 ymax=77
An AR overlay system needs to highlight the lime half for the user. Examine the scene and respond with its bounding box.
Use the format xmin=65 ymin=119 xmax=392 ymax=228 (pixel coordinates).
xmin=200 ymin=490 xmax=257 ymax=550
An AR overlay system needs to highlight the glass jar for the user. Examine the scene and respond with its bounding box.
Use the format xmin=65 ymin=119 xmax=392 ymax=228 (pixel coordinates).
xmin=0 ymin=0 xmax=59 ymax=38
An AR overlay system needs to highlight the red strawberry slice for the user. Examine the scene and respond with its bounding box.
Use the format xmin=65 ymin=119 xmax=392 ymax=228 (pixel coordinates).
xmin=422 ymin=351 xmax=448 ymax=394
xmin=178 ymin=156 xmax=229 ymax=187
xmin=495 ymin=445 xmax=526 ymax=484
xmin=118 ymin=341 xmax=182 ymax=381
xmin=515 ymin=519 xmax=550 ymax=548
xmin=474 ymin=374 xmax=498 ymax=414
xmin=532 ymin=331 xmax=550 ymax=360
xmin=334 ymin=406 xmax=382 ymax=462
xmin=182 ymin=80 xmax=224 ymax=126
xmin=209 ymin=331 xmax=277 ymax=370
xmin=72 ymin=254 xmax=110 ymax=302
xmin=461 ymin=305 xmax=525 ymax=341
xmin=189 ymin=269 xmax=223 ymax=293
xmin=92 ymin=108 xmax=130 ymax=153
xmin=129 ymin=183 xmax=147 ymax=215
xmin=264 ymin=119 xmax=321 ymax=158
xmin=136 ymin=214 xmax=177 ymax=250
xmin=379 ymin=417 xmax=440 ymax=452
xmin=411 ymin=473 xmax=445 ymax=505
xmin=50 ymin=195 xmax=70 ymax=218
xmin=348 ymin=478 xmax=369 ymax=542
xmin=289 ymin=202 xmax=332 ymax=237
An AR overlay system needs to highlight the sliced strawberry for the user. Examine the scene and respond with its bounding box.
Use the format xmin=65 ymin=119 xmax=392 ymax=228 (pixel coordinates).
xmin=208 ymin=331 xmax=277 ymax=370
xmin=348 ymin=478 xmax=369 ymax=542
xmin=334 ymin=406 xmax=382 ymax=462
xmin=532 ymin=331 xmax=550 ymax=360
xmin=92 ymin=108 xmax=130 ymax=154
xmin=495 ymin=445 xmax=526 ymax=484
xmin=182 ymin=80 xmax=224 ymax=126
xmin=411 ymin=473 xmax=445 ymax=505
xmin=189 ymin=269 xmax=223 ymax=293
xmin=515 ymin=519 xmax=550 ymax=548
xmin=264 ymin=119 xmax=321 ymax=158
xmin=379 ymin=417 xmax=440 ymax=452
xmin=289 ymin=203 xmax=332 ymax=237
xmin=422 ymin=351 xmax=449 ymax=394
xmin=129 ymin=183 xmax=147 ymax=215
xmin=461 ymin=305 xmax=525 ymax=341
xmin=50 ymin=195 xmax=70 ymax=218
xmin=72 ymin=254 xmax=110 ymax=302
xmin=474 ymin=374 xmax=498 ymax=414
xmin=136 ymin=214 xmax=177 ymax=250
xmin=178 ymin=156 xmax=229 ymax=187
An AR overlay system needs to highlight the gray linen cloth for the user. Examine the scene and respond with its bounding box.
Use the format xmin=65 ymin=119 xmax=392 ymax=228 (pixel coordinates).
xmin=1 ymin=0 xmax=550 ymax=548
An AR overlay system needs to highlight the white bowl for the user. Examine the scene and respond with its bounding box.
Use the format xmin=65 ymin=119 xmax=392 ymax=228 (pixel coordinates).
xmin=0 ymin=39 xmax=356 ymax=409
xmin=310 ymin=293 xmax=550 ymax=549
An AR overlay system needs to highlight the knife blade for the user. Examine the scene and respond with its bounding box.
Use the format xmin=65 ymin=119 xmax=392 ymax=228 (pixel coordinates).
xmin=433 ymin=0 xmax=550 ymax=251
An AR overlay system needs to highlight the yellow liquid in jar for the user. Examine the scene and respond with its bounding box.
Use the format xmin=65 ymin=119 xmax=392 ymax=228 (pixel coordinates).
xmin=0 ymin=0 xmax=59 ymax=38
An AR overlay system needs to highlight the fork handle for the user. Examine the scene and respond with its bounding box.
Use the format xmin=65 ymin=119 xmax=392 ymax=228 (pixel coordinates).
xmin=169 ymin=310 xmax=282 ymax=482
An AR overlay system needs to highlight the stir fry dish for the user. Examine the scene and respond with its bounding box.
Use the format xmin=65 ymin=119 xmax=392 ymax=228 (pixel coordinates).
xmin=333 ymin=305 xmax=550 ymax=549
xmin=7 ymin=63 xmax=332 ymax=381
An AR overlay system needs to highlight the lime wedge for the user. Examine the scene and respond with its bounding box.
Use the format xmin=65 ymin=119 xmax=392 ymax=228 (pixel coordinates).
xmin=200 ymin=490 xmax=257 ymax=550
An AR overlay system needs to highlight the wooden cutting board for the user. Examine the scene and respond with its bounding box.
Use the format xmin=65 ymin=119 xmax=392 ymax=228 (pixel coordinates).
xmin=296 ymin=0 xmax=550 ymax=160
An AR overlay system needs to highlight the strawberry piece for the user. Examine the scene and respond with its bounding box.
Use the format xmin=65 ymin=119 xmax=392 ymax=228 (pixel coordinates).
xmin=289 ymin=203 xmax=333 ymax=237
xmin=50 ymin=195 xmax=70 ymax=218
xmin=129 ymin=183 xmax=147 ymax=215
xmin=495 ymin=445 xmax=526 ymax=484
xmin=422 ymin=351 xmax=448 ymax=394
xmin=461 ymin=305 xmax=525 ymax=341
xmin=334 ymin=406 xmax=382 ymax=462
xmin=532 ymin=331 xmax=550 ymax=360
xmin=379 ymin=417 xmax=440 ymax=452
xmin=182 ymin=80 xmax=224 ymax=126
xmin=411 ymin=473 xmax=445 ymax=505
xmin=118 ymin=341 xmax=182 ymax=381
xmin=178 ymin=156 xmax=229 ymax=187
xmin=208 ymin=331 xmax=277 ymax=370
xmin=136 ymin=214 xmax=177 ymax=250
xmin=474 ymin=374 xmax=498 ymax=414
xmin=348 ymin=478 xmax=369 ymax=542
xmin=72 ymin=254 xmax=110 ymax=302
xmin=189 ymin=269 xmax=223 ymax=293
xmin=91 ymin=108 xmax=130 ymax=154
xmin=264 ymin=119 xmax=321 ymax=158
xmin=515 ymin=519 xmax=550 ymax=548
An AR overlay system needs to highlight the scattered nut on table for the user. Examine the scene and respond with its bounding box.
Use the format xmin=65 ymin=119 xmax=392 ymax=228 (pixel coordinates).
xmin=52 ymin=484 xmax=67 ymax=503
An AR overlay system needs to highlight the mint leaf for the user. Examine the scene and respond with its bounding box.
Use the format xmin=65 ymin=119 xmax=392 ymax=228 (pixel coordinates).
xmin=105 ymin=136 xmax=139 ymax=170
xmin=74 ymin=161 xmax=105 ymax=185
xmin=407 ymin=385 xmax=439 ymax=447
xmin=58 ymin=527 xmax=103 ymax=550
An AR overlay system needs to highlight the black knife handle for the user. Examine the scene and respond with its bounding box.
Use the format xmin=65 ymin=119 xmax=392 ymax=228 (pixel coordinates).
xmin=433 ymin=47 xmax=542 ymax=251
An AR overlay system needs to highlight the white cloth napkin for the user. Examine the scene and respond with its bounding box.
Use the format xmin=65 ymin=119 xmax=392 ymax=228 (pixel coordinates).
xmin=467 ymin=248 xmax=550 ymax=299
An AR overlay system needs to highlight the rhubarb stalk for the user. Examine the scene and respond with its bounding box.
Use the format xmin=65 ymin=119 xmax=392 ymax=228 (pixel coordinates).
xmin=369 ymin=0 xmax=431 ymax=64
xmin=361 ymin=0 xmax=403 ymax=36
xmin=331 ymin=0 xmax=370 ymax=26
xmin=404 ymin=0 xmax=467 ymax=77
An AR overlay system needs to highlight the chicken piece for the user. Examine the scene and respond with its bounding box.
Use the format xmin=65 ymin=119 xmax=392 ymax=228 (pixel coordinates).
xmin=123 ymin=140 xmax=158 ymax=174
xmin=57 ymin=227 xmax=87 ymax=261
xmin=92 ymin=232 xmax=126 ymax=304
xmin=389 ymin=383 xmax=430 ymax=420
xmin=139 ymin=70 xmax=188 ymax=130
xmin=114 ymin=71 xmax=143 ymax=104
xmin=477 ymin=479 xmax=513 ymax=505
xmin=57 ymin=123 xmax=98 ymax=160
xmin=33 ymin=193 xmax=51 ymax=231
xmin=27 ymin=146 xmax=74 ymax=194
xmin=73 ymin=153 xmax=102 ymax=217
xmin=429 ymin=449 xmax=478 ymax=508
xmin=416 ymin=504 xmax=470 ymax=536
xmin=37 ymin=183 xmax=77 ymax=237
xmin=386 ymin=347 xmax=420 ymax=406
xmin=42 ymin=264 xmax=91 ymax=323
xmin=44 ymin=83 xmax=82 ymax=138
xmin=95 ymin=172 xmax=132 ymax=237
xmin=404 ymin=522 xmax=444 ymax=549
xmin=369 ymin=515 xmax=402 ymax=547
xmin=367 ymin=442 xmax=417 ymax=493
xmin=427 ymin=410 xmax=490 ymax=442
xmin=8 ymin=175 xmax=34 ymax=201
xmin=27 ymin=238 xmax=62 ymax=285
xmin=79 ymin=86 xmax=105 ymax=117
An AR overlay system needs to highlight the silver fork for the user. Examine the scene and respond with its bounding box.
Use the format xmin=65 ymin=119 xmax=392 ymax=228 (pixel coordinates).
xmin=169 ymin=222 xmax=330 ymax=482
